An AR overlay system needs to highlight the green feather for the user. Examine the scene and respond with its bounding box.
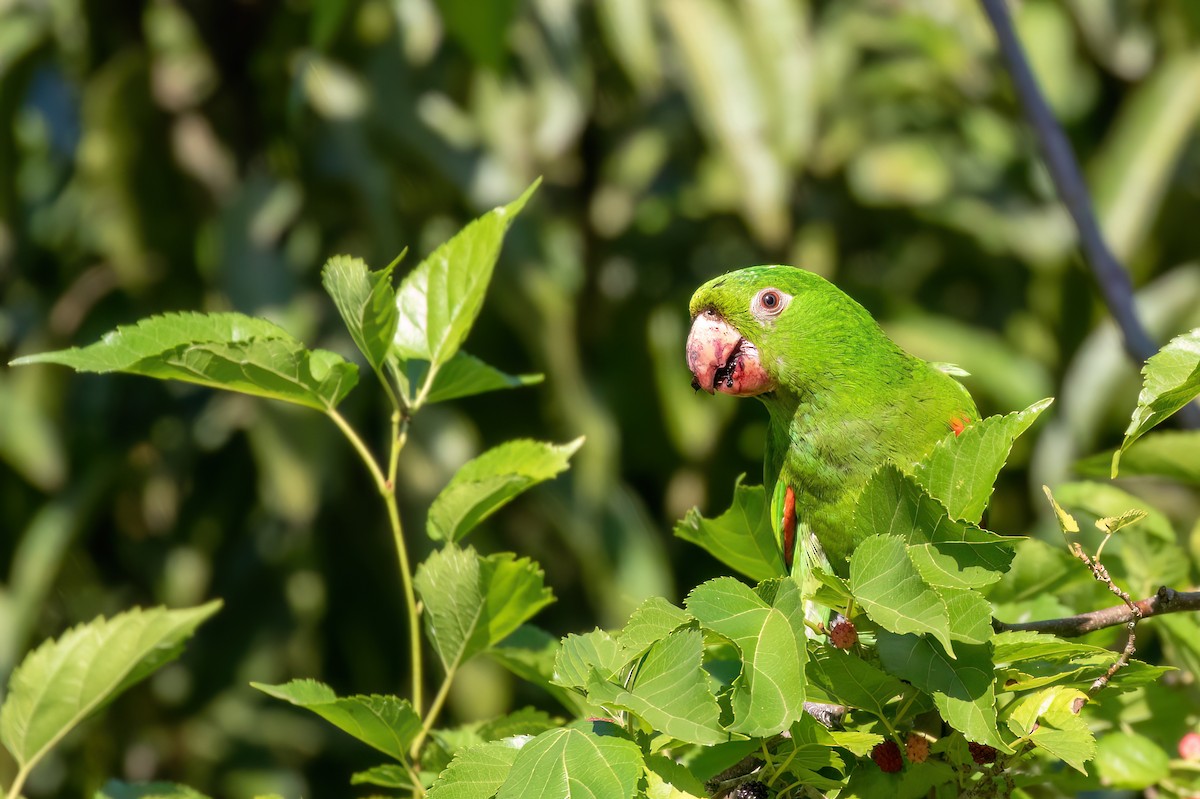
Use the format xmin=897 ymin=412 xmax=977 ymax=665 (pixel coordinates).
xmin=690 ymin=265 xmax=977 ymax=574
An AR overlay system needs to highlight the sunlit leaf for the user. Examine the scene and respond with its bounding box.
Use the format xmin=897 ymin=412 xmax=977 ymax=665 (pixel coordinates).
xmin=423 ymin=352 xmax=543 ymax=405
xmin=674 ymin=476 xmax=786 ymax=582
xmin=1042 ymin=485 xmax=1079 ymax=534
xmin=321 ymin=254 xmax=400 ymax=371
xmin=552 ymin=630 xmax=626 ymax=689
xmin=643 ymin=754 xmax=708 ymax=798
xmin=617 ymin=596 xmax=694 ymax=660
xmin=1050 ymin=482 xmax=1174 ymax=542
xmin=586 ymin=630 xmax=726 ymax=746
xmin=251 ymin=679 xmax=420 ymax=761
xmin=11 ymin=312 xmax=358 ymax=411
xmin=848 ymin=535 xmax=954 ymax=656
xmin=1005 ymin=686 xmax=1094 ymax=774
xmin=494 ymin=724 xmax=643 ymax=799
xmin=414 ymin=547 xmax=554 ymax=672
xmin=806 ymin=645 xmax=905 ymax=718
xmin=1115 ymin=328 xmax=1200 ymax=476
xmin=686 ymin=577 xmax=807 ymax=736
xmin=427 ymin=739 xmax=523 ymax=799
xmin=0 ymin=602 xmax=221 ymax=773
xmin=877 ymin=632 xmax=1007 ymax=751
xmin=393 ymin=181 xmax=538 ymax=374
xmin=350 ymin=764 xmax=413 ymax=789
xmin=427 ymin=438 xmax=583 ymax=542
xmin=849 ymin=467 xmax=1015 ymax=587
xmin=910 ymin=399 xmax=1052 ymax=521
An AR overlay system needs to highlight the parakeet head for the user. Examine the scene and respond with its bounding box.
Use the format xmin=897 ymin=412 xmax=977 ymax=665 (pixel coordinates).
xmin=685 ymin=265 xmax=883 ymax=397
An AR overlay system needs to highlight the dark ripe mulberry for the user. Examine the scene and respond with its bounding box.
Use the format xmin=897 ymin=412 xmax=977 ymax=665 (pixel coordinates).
xmin=905 ymin=732 xmax=930 ymax=764
xmin=732 ymin=780 xmax=769 ymax=799
xmin=829 ymin=618 xmax=858 ymax=649
xmin=968 ymin=742 xmax=998 ymax=765
xmin=871 ymin=740 xmax=903 ymax=773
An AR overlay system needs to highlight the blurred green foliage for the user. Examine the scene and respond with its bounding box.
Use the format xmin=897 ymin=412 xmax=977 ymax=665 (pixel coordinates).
xmin=2 ymin=0 xmax=1200 ymax=795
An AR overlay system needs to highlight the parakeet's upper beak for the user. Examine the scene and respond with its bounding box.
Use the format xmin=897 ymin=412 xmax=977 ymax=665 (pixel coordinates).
xmin=686 ymin=311 xmax=775 ymax=396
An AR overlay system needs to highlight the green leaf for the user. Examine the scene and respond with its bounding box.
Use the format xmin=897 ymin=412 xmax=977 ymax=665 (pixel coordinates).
xmin=321 ymin=254 xmax=399 ymax=371
xmin=95 ymin=782 xmax=212 ymax=799
xmin=1115 ymin=328 xmax=1200 ymax=476
xmin=478 ymin=707 xmax=558 ymax=741
xmin=910 ymin=399 xmax=1052 ymax=521
xmin=1042 ymin=485 xmax=1080 ymax=534
xmin=1095 ymin=731 xmax=1169 ymax=789
xmin=992 ymin=631 xmax=1113 ymax=664
xmin=552 ymin=630 xmax=626 ymax=689
xmin=673 ymin=476 xmax=786 ymax=582
xmin=1096 ymin=509 xmax=1147 ymax=535
xmin=427 ymin=438 xmax=583 ymax=543
xmin=1050 ymin=481 xmax=1175 ymax=542
xmin=643 ymin=754 xmax=708 ymax=798
xmin=806 ymin=645 xmax=906 ymax=719
xmin=251 ymin=679 xmax=420 ymax=761
xmin=848 ymin=535 xmax=954 ymax=655
xmin=850 ymin=467 xmax=1015 ymax=587
xmin=586 ymin=629 xmax=726 ymax=746
xmin=495 ymin=724 xmax=643 ymax=799
xmin=617 ymin=596 xmax=694 ymax=660
xmin=393 ymin=181 xmax=539 ymax=371
xmin=685 ymin=577 xmax=807 ymax=736
xmin=941 ymin=588 xmax=994 ymax=645
xmin=423 ymin=352 xmax=543 ymax=405
xmin=11 ymin=313 xmax=358 ymax=411
xmin=414 ymin=547 xmax=554 ymax=672
xmin=877 ymin=632 xmax=1007 ymax=751
xmin=0 ymin=602 xmax=220 ymax=774
xmin=1077 ymin=431 xmax=1200 ymax=484
xmin=427 ymin=739 xmax=522 ymax=799
xmin=350 ymin=764 xmax=413 ymax=789
xmin=1005 ymin=686 xmax=1094 ymax=774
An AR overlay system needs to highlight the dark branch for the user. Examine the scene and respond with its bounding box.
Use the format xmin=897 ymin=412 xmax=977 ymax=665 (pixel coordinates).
xmin=978 ymin=0 xmax=1200 ymax=428
xmin=994 ymin=585 xmax=1200 ymax=637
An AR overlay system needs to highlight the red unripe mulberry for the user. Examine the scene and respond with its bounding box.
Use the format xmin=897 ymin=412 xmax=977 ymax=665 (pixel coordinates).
xmin=872 ymin=740 xmax=903 ymax=773
xmin=829 ymin=618 xmax=858 ymax=649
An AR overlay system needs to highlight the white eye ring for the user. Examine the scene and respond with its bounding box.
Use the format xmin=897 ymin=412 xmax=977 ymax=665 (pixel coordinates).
xmin=752 ymin=288 xmax=790 ymax=319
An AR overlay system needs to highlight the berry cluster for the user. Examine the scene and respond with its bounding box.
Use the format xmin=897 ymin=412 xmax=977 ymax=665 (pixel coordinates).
xmin=871 ymin=740 xmax=903 ymax=773
xmin=731 ymin=780 xmax=769 ymax=799
xmin=828 ymin=618 xmax=858 ymax=649
xmin=905 ymin=732 xmax=930 ymax=764
xmin=969 ymin=742 xmax=998 ymax=765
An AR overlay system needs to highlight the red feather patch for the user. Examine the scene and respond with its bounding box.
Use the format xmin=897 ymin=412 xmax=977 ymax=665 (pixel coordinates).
xmin=950 ymin=416 xmax=970 ymax=437
xmin=782 ymin=485 xmax=796 ymax=570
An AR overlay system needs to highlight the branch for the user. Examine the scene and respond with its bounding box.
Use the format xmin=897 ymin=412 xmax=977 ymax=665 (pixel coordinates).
xmin=994 ymin=585 xmax=1200 ymax=637
xmin=977 ymin=0 xmax=1200 ymax=428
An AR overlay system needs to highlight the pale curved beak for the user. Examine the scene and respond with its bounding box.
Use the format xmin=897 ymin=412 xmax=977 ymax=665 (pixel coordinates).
xmin=686 ymin=312 xmax=744 ymax=394
xmin=686 ymin=311 xmax=775 ymax=397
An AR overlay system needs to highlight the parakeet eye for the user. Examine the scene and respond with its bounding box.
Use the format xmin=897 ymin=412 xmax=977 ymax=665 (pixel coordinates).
xmin=751 ymin=288 xmax=790 ymax=319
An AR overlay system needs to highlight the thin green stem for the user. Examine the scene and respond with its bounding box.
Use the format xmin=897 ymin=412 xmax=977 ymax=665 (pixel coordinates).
xmin=386 ymin=485 xmax=423 ymax=715
xmin=411 ymin=660 xmax=457 ymax=760
xmin=327 ymin=407 xmax=424 ymax=722
xmin=6 ymin=764 xmax=31 ymax=799
xmin=372 ymin=364 xmax=402 ymax=418
xmin=892 ymin=689 xmax=920 ymax=726
xmin=327 ymin=409 xmax=388 ymax=495
xmin=410 ymin=363 xmax=441 ymax=413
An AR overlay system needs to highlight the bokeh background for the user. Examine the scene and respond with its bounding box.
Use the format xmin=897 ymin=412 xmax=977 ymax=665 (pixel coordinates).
xmin=3 ymin=0 xmax=1200 ymax=795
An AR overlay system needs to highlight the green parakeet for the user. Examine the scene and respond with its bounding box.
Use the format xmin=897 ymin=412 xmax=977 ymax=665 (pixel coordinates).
xmin=685 ymin=265 xmax=977 ymax=576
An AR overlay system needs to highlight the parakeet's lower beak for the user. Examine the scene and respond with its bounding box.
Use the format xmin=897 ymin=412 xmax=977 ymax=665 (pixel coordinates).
xmin=685 ymin=311 xmax=775 ymax=396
